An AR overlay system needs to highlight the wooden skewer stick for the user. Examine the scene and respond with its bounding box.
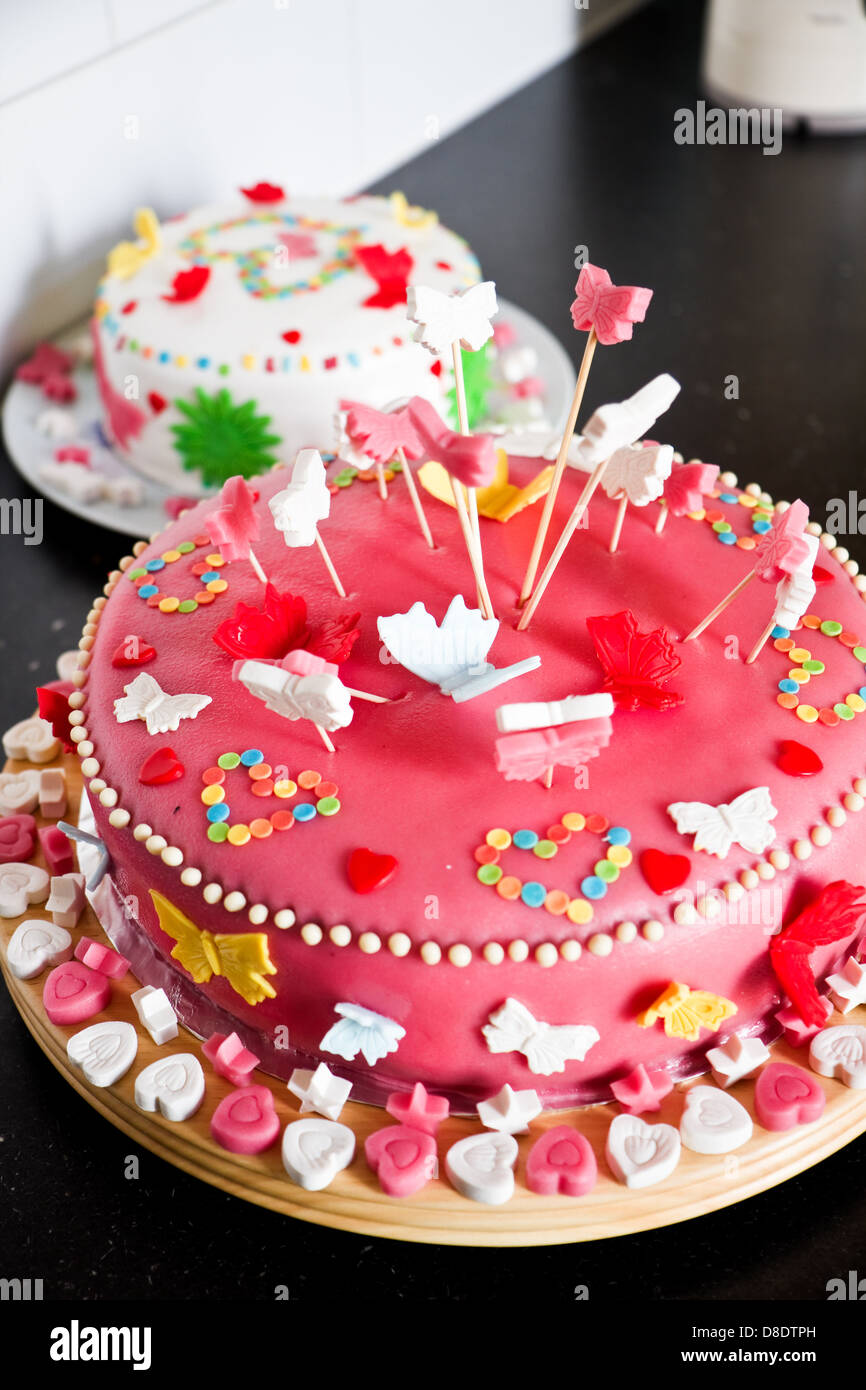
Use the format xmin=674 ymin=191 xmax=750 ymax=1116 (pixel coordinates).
xmin=248 ymin=547 xmax=269 ymax=586
xmin=314 ymin=723 xmax=336 ymax=753
xmin=682 ymin=569 xmax=756 ymax=643
xmin=518 ymin=328 xmax=598 ymax=606
xmin=396 ymin=446 xmax=434 ymax=549
xmin=374 ymin=462 xmax=389 ymax=501
xmin=745 ymin=617 xmax=777 ymax=666
xmin=542 ymin=765 xmax=554 ymax=790
xmin=313 ymin=529 xmax=346 ymax=598
xmin=452 ymin=341 xmax=494 ymax=619
xmin=609 ymin=493 xmax=628 ymax=554
xmin=516 ymin=454 xmax=610 ymax=631
xmin=655 ymin=502 xmax=668 ymax=535
xmin=344 ymin=687 xmax=390 ymax=704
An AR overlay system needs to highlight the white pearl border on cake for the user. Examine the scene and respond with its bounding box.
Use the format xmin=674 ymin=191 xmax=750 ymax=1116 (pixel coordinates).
xmin=66 ymin=475 xmax=866 ymax=969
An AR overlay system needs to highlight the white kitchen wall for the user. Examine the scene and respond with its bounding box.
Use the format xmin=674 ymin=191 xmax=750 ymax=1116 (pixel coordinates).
xmin=0 ymin=0 xmax=646 ymax=375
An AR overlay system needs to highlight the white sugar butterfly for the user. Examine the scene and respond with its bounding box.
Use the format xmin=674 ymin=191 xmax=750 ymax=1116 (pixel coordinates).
xmin=234 ymin=660 xmax=354 ymax=733
xmin=601 ymin=443 xmax=674 ymax=506
xmin=667 ymin=786 xmax=778 ymax=858
xmin=576 ymin=373 xmax=681 ymax=467
xmin=482 ymin=997 xmax=600 ymax=1076
xmin=269 ymin=448 xmax=331 ymax=547
xmin=113 ymin=672 xmax=211 ymax=735
xmin=406 ymin=281 xmax=498 ymax=355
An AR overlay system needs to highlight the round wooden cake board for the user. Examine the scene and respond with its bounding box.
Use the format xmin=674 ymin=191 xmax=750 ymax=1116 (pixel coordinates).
xmin=4 ymin=746 xmax=866 ymax=1246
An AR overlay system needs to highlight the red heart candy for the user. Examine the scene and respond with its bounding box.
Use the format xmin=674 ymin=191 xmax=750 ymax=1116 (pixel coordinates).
xmin=43 ymin=961 xmax=111 ymax=1025
xmin=347 ymin=847 xmax=398 ymax=894
xmin=755 ymin=1062 xmax=825 ymax=1132
xmin=138 ymin=747 xmax=185 ymax=786
xmin=148 ymin=391 xmax=168 ymax=414
xmin=0 ymin=813 xmax=36 ymax=863
xmin=526 ymin=1125 xmax=598 ymax=1197
xmin=777 ymin=740 xmax=823 ymax=778
xmin=210 ymin=1085 xmax=280 ymax=1154
xmin=813 ymin=566 xmax=833 ymax=586
xmin=112 ymin=637 xmax=157 ymax=668
xmin=365 ymin=1125 xmax=437 ymax=1197
xmin=639 ymin=848 xmax=691 ymax=896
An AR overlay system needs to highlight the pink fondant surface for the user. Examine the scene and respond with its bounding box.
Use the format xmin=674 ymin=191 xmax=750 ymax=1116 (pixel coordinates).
xmin=83 ymin=460 xmax=866 ymax=1107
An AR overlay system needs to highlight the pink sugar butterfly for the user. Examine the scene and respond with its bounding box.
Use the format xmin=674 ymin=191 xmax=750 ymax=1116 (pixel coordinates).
xmin=570 ymin=263 xmax=653 ymax=346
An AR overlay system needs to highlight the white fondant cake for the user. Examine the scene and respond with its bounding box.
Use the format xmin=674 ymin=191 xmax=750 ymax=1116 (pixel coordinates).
xmin=92 ymin=189 xmax=481 ymax=494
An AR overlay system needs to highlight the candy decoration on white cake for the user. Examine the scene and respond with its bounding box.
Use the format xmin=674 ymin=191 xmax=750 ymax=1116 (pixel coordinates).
xmin=339 ymin=399 xmax=435 ymax=547
xmin=667 ymin=786 xmax=778 ymax=858
xmin=518 ymin=265 xmax=655 ymax=611
xmin=745 ymin=532 xmax=819 ymax=665
xmin=105 ymin=207 xmax=161 ymax=280
xmin=494 ymin=691 xmax=614 ymax=787
xmin=656 ymin=458 xmax=719 ymax=534
xmin=683 ymin=498 xmax=812 ymax=642
xmin=207 ymin=474 xmax=268 ymax=585
xmin=378 ymin=595 xmax=540 ymax=703
xmin=601 ymin=442 xmax=674 ymax=553
xmin=406 ymin=284 xmax=498 ymax=615
xmin=268 ymin=449 xmax=346 ymax=597
xmin=114 ymin=672 xmax=212 ymax=735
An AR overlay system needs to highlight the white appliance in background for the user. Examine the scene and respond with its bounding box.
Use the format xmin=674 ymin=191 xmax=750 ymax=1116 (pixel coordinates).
xmin=702 ymin=0 xmax=866 ymax=132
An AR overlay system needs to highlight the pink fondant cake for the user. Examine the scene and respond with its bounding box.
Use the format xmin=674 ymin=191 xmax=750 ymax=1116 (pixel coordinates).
xmin=69 ymin=455 xmax=866 ymax=1112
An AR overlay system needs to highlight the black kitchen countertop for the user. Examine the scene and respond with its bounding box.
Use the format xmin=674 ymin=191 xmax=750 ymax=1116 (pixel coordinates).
xmin=2 ymin=0 xmax=865 ymax=1309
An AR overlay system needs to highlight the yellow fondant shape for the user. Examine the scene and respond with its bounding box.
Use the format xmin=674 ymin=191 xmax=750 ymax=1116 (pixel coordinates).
xmin=389 ymin=190 xmax=438 ymax=230
xmin=637 ymin=981 xmax=737 ymax=1041
xmin=150 ymin=889 xmax=277 ymax=1006
xmin=106 ymin=207 xmax=162 ymax=281
xmin=418 ymin=449 xmax=554 ymax=523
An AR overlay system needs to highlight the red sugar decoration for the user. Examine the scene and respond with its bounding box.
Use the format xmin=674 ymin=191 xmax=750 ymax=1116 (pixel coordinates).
xmin=354 ymin=243 xmax=414 ymax=310
xmin=162 ymin=265 xmax=211 ymax=303
xmin=240 ymin=182 xmax=285 ymax=204
xmin=587 ymin=609 xmax=683 ymax=712
xmin=770 ymin=881 xmax=866 ymax=1027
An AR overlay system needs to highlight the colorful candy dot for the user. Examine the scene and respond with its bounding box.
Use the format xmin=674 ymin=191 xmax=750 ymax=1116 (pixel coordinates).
xmin=316 ymin=796 xmax=341 ymax=816
xmin=298 ymin=770 xmax=322 ymax=789
xmin=178 ymin=600 xmax=198 ymax=613
xmin=585 ymin=814 xmax=609 ymax=834
xmin=717 ymin=532 xmax=737 ymax=546
xmin=294 ymin=803 xmax=316 ymax=822
xmin=607 ymin=845 xmax=633 ymax=867
xmin=249 ymin=819 xmax=273 ymax=839
xmin=562 ymin=812 xmax=586 ymax=832
xmin=496 ymin=876 xmax=522 ymax=901
xmin=475 ymin=844 xmax=500 ymax=865
xmin=248 ymin=762 xmax=273 ymax=780
xmin=801 ymin=660 xmax=824 ymax=674
xmin=853 ymin=647 xmax=866 ymax=664
xmin=606 ymin=826 xmax=631 ymax=846
xmin=477 ymin=864 xmax=502 ymax=886
xmin=520 ymin=881 xmax=547 ymax=908
xmin=820 ymin=620 xmax=843 ymax=637
xmin=270 ymin=810 xmax=294 ymax=831
xmin=547 ymin=824 xmax=571 ymax=845
xmin=218 ymin=752 xmax=241 ymax=770
xmin=581 ymin=875 xmax=607 ymax=900
xmin=206 ymin=802 xmax=230 ymax=822
xmin=513 ymin=829 xmax=539 ymax=850
xmin=251 ymin=779 xmax=275 ymax=797
xmin=594 ymin=860 xmax=619 ymax=883
xmin=207 ymin=823 xmax=230 ymax=842
xmin=532 ymin=839 xmax=558 ymax=859
xmin=227 ymin=823 xmax=251 ymax=846
xmin=201 ymin=767 xmax=225 ymax=786
xmin=273 ymin=779 xmax=297 ymax=798
xmin=566 ymin=899 xmax=593 ymax=925
xmin=834 ymin=703 xmax=856 ymax=721
xmin=796 ymin=704 xmax=819 ymax=723
xmin=201 ymin=785 xmax=225 ymax=806
xmin=486 ymin=828 xmax=512 ymax=850
xmin=544 ymin=890 xmax=570 ymax=916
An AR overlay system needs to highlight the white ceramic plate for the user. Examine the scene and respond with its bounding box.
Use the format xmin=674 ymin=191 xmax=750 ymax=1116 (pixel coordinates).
xmin=2 ymin=299 xmax=575 ymax=539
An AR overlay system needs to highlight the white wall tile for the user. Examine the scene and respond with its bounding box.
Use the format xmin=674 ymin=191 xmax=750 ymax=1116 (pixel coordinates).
xmin=107 ymin=0 xmax=216 ymax=47
xmin=0 ymin=0 xmax=112 ymax=105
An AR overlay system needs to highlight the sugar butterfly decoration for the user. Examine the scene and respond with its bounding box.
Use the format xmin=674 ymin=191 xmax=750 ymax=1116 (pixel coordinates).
xmin=587 ymin=609 xmax=683 ymax=712
xmin=113 ymin=672 xmax=211 ymax=735
xmin=667 ymin=786 xmax=778 ymax=858
xmin=320 ymin=1002 xmax=406 ymax=1066
xmin=150 ymin=890 xmax=277 ymax=1006
xmin=482 ymin=997 xmax=600 ymax=1076
xmin=406 ymin=281 xmax=498 ymax=354
xmin=637 ymin=983 xmax=738 ymax=1041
